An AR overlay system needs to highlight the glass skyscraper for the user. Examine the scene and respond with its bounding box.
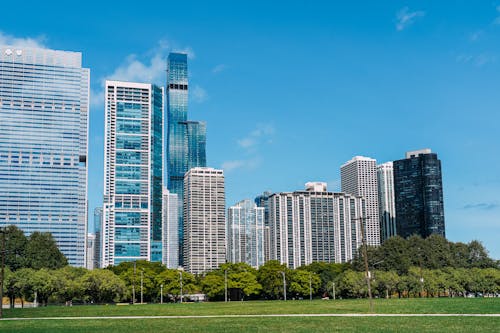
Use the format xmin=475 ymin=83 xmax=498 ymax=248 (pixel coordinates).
xmin=0 ymin=46 xmax=89 ymax=267
xmin=102 ymin=81 xmax=163 ymax=267
xmin=166 ymin=53 xmax=206 ymax=265
xmin=393 ymin=149 xmax=445 ymax=239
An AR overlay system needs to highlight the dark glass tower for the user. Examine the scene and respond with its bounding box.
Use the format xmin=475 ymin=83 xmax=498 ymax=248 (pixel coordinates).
xmin=393 ymin=149 xmax=445 ymax=238
xmin=166 ymin=53 xmax=206 ymax=265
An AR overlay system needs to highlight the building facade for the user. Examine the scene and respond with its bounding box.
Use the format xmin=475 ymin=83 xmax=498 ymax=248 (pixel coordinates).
xmin=86 ymin=233 xmax=96 ymax=270
xmin=268 ymin=183 xmax=365 ymax=268
xmin=227 ymin=199 xmax=265 ymax=269
xmin=254 ymin=191 xmax=272 ymax=263
xmin=393 ymin=149 xmax=445 ymax=238
xmin=377 ymin=162 xmax=397 ymax=242
xmin=93 ymin=207 xmax=102 ymax=269
xmin=162 ymin=188 xmax=179 ymax=268
xmin=0 ymin=46 xmax=89 ymax=266
xmin=102 ymin=81 xmax=163 ymax=267
xmin=183 ymin=167 xmax=225 ymax=274
xmin=165 ymin=53 xmax=206 ymax=265
xmin=341 ymin=156 xmax=380 ymax=246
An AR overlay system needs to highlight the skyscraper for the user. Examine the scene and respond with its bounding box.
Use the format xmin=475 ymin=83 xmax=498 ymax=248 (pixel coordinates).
xmin=393 ymin=149 xmax=445 ymax=238
xmin=166 ymin=53 xmax=206 ymax=265
xmin=341 ymin=156 xmax=380 ymax=246
xmin=268 ymin=183 xmax=365 ymax=268
xmin=255 ymin=191 xmax=272 ymax=262
xmin=86 ymin=233 xmax=96 ymax=270
xmin=227 ymin=199 xmax=265 ymax=269
xmin=0 ymin=46 xmax=89 ymax=266
xmin=93 ymin=207 xmax=102 ymax=269
xmin=377 ymin=162 xmax=397 ymax=242
xmin=162 ymin=188 xmax=179 ymax=268
xmin=183 ymin=167 xmax=225 ymax=274
xmin=102 ymin=81 xmax=163 ymax=267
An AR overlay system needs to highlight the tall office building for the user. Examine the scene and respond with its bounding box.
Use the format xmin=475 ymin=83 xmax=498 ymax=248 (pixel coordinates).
xmin=162 ymin=188 xmax=179 ymax=268
xmin=86 ymin=233 xmax=97 ymax=270
xmin=183 ymin=167 xmax=225 ymax=274
xmin=341 ymin=156 xmax=380 ymax=246
xmin=377 ymin=162 xmax=396 ymax=242
xmin=166 ymin=53 xmax=206 ymax=265
xmin=0 ymin=46 xmax=89 ymax=266
xmin=255 ymin=191 xmax=272 ymax=262
xmin=93 ymin=207 xmax=102 ymax=269
xmin=227 ymin=199 xmax=265 ymax=269
xmin=102 ymin=81 xmax=163 ymax=267
xmin=268 ymin=183 xmax=365 ymax=268
xmin=393 ymin=149 xmax=445 ymax=238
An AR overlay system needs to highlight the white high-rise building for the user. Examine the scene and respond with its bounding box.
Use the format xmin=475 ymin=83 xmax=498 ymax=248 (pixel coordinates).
xmin=86 ymin=233 xmax=96 ymax=270
xmin=0 ymin=46 xmax=89 ymax=266
xmin=183 ymin=167 xmax=226 ymax=274
xmin=341 ymin=156 xmax=380 ymax=246
xmin=102 ymin=81 xmax=163 ymax=267
xmin=162 ymin=188 xmax=179 ymax=268
xmin=268 ymin=183 xmax=365 ymax=268
xmin=377 ymin=162 xmax=396 ymax=242
xmin=227 ymin=199 xmax=265 ymax=269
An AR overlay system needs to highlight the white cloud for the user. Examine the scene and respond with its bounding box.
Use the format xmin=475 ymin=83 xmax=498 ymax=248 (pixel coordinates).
xmin=456 ymin=53 xmax=496 ymax=67
xmin=396 ymin=7 xmax=425 ymax=31
xmin=237 ymin=123 xmax=275 ymax=150
xmin=191 ymin=85 xmax=208 ymax=103
xmin=494 ymin=6 xmax=500 ymax=25
xmin=469 ymin=30 xmax=483 ymax=42
xmin=106 ymin=52 xmax=166 ymax=85
xmin=0 ymin=31 xmax=47 ymax=48
xmin=222 ymin=157 xmax=261 ymax=172
xmin=212 ymin=64 xmax=227 ymax=73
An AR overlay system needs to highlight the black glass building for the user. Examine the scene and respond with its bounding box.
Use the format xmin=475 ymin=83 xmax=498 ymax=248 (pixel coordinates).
xmin=393 ymin=149 xmax=445 ymax=238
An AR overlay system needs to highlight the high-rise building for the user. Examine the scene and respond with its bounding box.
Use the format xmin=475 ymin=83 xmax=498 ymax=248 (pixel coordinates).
xmin=377 ymin=162 xmax=396 ymax=242
xmin=93 ymin=207 xmax=102 ymax=268
xmin=86 ymin=233 xmax=96 ymax=270
xmin=102 ymin=81 xmax=163 ymax=267
xmin=227 ymin=199 xmax=265 ymax=269
xmin=0 ymin=46 xmax=89 ymax=266
xmin=166 ymin=53 xmax=206 ymax=265
xmin=268 ymin=183 xmax=365 ymax=268
xmin=183 ymin=167 xmax=225 ymax=274
xmin=393 ymin=149 xmax=445 ymax=238
xmin=162 ymin=188 xmax=179 ymax=268
xmin=255 ymin=191 xmax=272 ymax=262
xmin=341 ymin=156 xmax=380 ymax=246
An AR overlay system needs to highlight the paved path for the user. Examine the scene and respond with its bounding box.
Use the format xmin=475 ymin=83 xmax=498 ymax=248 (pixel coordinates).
xmin=2 ymin=313 xmax=500 ymax=321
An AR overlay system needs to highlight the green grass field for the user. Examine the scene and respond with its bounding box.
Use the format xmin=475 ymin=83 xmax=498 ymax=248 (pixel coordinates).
xmin=1 ymin=298 xmax=499 ymax=332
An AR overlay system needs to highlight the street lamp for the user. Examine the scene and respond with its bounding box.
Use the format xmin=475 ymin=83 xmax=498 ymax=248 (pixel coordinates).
xmin=140 ymin=268 xmax=144 ymax=304
xmin=132 ymin=261 xmax=136 ymax=304
xmin=224 ymin=268 xmax=228 ymax=302
xmin=309 ymin=273 xmax=312 ymax=301
xmin=160 ymin=284 xmax=163 ymax=304
xmin=0 ymin=228 xmax=5 ymax=319
xmin=332 ymin=281 xmax=336 ymax=300
xmin=354 ymin=216 xmax=374 ymax=313
xmin=178 ymin=267 xmax=184 ymax=303
xmin=280 ymin=271 xmax=287 ymax=301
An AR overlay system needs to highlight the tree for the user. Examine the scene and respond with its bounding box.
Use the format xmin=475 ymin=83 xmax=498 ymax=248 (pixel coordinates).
xmin=201 ymin=273 xmax=225 ymax=300
xmin=24 ymin=232 xmax=67 ymax=270
xmin=468 ymin=241 xmax=497 ymax=269
xmin=3 ymin=225 xmax=28 ymax=271
xmin=80 ymin=269 xmax=126 ymax=303
xmin=338 ymin=270 xmax=366 ymax=298
xmin=257 ymin=260 xmax=289 ymax=300
xmin=300 ymin=262 xmax=349 ymax=296
xmin=223 ymin=263 xmax=261 ymax=300
xmin=288 ymin=269 xmax=321 ymax=299
xmin=372 ymin=270 xmax=399 ymax=298
xmin=52 ymin=266 xmax=87 ymax=304
xmin=156 ymin=269 xmax=197 ymax=301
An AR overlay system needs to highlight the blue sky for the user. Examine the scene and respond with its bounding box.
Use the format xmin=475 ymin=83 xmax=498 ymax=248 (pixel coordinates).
xmin=1 ymin=1 xmax=499 ymax=258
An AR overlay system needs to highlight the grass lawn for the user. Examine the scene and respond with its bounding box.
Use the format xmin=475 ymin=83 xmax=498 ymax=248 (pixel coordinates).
xmin=1 ymin=298 xmax=499 ymax=332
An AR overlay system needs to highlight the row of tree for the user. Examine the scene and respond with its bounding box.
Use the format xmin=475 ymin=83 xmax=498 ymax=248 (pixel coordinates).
xmin=3 ymin=260 xmax=500 ymax=306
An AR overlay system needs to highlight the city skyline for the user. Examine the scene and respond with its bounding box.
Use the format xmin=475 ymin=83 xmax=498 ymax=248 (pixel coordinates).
xmin=0 ymin=1 xmax=499 ymax=259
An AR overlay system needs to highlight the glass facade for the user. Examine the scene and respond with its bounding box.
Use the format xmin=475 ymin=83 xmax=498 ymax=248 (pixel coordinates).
xmin=102 ymin=81 xmax=163 ymax=267
xmin=0 ymin=46 xmax=89 ymax=267
xmin=166 ymin=53 xmax=206 ymax=266
xmin=227 ymin=199 xmax=265 ymax=269
xmin=377 ymin=162 xmax=397 ymax=242
xmin=393 ymin=151 xmax=445 ymax=238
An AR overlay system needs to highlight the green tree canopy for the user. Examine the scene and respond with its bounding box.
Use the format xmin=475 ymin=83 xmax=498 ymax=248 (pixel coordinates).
xmin=24 ymin=232 xmax=67 ymax=270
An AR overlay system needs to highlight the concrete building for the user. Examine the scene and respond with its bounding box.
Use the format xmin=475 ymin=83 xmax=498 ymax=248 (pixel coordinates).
xmin=162 ymin=188 xmax=179 ymax=268
xmin=377 ymin=162 xmax=397 ymax=242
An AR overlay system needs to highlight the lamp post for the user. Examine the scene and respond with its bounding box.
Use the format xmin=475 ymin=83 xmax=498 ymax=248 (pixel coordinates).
xmin=178 ymin=267 xmax=184 ymax=303
xmin=160 ymin=284 xmax=163 ymax=304
xmin=224 ymin=268 xmax=228 ymax=303
xmin=280 ymin=271 xmax=287 ymax=301
xmin=0 ymin=228 xmax=5 ymax=319
xmin=140 ymin=268 xmax=144 ymax=304
xmin=354 ymin=216 xmax=373 ymax=313
xmin=332 ymin=281 xmax=336 ymax=300
xmin=309 ymin=274 xmax=312 ymax=301
xmin=132 ymin=261 xmax=136 ymax=304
